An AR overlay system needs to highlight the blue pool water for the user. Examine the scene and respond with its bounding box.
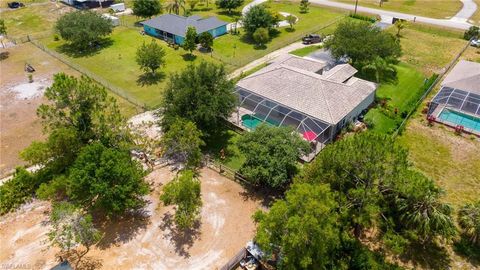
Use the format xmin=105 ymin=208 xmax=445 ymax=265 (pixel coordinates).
xmin=438 ymin=109 xmax=480 ymax=132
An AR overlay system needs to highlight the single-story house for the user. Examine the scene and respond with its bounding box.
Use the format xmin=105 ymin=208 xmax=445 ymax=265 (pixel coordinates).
xmin=141 ymin=14 xmax=228 ymax=45
xmin=428 ymin=60 xmax=480 ymax=135
xmin=61 ymin=0 xmax=113 ymax=9
xmin=229 ymin=54 xmax=377 ymax=161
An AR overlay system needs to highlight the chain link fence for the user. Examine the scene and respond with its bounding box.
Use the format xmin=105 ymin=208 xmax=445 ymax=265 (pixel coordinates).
xmin=29 ymin=39 xmax=148 ymax=110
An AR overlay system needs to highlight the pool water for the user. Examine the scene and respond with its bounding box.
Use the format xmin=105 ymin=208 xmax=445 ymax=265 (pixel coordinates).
xmin=438 ymin=109 xmax=480 ymax=132
xmin=241 ymin=114 xmax=279 ymax=129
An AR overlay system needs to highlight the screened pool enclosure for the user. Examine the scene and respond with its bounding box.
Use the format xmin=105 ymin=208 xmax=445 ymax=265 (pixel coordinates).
xmin=429 ymin=86 xmax=480 ymax=134
xmin=229 ymin=87 xmax=334 ymax=159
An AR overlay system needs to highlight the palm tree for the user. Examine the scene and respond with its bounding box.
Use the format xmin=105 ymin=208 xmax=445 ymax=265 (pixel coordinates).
xmin=458 ymin=201 xmax=480 ymax=245
xmin=397 ymin=193 xmax=456 ymax=243
xmin=167 ymin=0 xmax=186 ymax=15
xmin=395 ymin=20 xmax=406 ymax=37
xmin=361 ymin=56 xmax=396 ymax=83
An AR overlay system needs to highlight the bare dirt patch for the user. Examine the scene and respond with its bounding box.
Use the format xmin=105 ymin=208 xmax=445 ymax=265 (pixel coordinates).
xmin=0 ymin=42 xmax=78 ymax=177
xmin=0 ymin=167 xmax=261 ymax=270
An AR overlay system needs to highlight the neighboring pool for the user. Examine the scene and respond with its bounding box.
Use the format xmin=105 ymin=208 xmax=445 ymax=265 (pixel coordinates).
xmin=438 ymin=109 xmax=480 ymax=132
xmin=241 ymin=114 xmax=280 ymax=129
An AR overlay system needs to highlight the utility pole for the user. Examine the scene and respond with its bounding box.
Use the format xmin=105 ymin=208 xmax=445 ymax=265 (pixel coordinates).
xmin=354 ymin=0 xmax=359 ymax=15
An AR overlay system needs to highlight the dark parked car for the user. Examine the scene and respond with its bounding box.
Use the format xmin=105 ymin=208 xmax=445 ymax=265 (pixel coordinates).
xmin=7 ymin=1 xmax=24 ymax=8
xmin=302 ymin=34 xmax=322 ymax=44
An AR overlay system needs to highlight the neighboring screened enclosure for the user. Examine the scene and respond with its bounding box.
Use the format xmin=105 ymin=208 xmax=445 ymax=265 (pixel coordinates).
xmin=429 ymin=87 xmax=480 ymax=117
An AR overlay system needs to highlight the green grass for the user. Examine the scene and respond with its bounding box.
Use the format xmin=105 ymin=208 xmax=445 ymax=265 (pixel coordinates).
xmin=211 ymin=2 xmax=346 ymax=68
xmin=364 ymin=63 xmax=426 ymax=134
xmin=289 ymin=45 xmax=323 ymax=57
xmin=43 ymin=27 xmax=224 ymax=108
xmin=333 ymin=0 xmax=462 ymax=19
xmin=205 ymin=129 xmax=245 ymax=170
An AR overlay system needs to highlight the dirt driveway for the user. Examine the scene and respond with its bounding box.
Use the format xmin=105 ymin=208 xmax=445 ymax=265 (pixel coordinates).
xmin=0 ymin=42 xmax=78 ymax=177
xmin=0 ymin=166 xmax=261 ymax=270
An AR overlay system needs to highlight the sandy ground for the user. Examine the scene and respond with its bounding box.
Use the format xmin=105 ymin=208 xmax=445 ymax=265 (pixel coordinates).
xmin=0 ymin=166 xmax=260 ymax=270
xmin=0 ymin=43 xmax=78 ymax=177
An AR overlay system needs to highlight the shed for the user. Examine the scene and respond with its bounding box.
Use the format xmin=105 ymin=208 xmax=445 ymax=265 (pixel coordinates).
xmin=110 ymin=3 xmax=125 ymax=12
xmin=102 ymin=14 xmax=120 ymax=26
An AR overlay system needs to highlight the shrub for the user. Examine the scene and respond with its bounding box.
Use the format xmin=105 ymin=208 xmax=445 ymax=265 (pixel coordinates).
xmin=464 ymin=26 xmax=479 ymax=40
xmin=252 ymin=27 xmax=269 ymax=46
xmin=348 ymin=13 xmax=377 ymax=23
xmin=0 ymin=168 xmax=37 ymax=215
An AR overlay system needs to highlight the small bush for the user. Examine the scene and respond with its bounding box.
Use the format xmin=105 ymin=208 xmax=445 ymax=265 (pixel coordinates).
xmin=464 ymin=26 xmax=479 ymax=40
xmin=0 ymin=168 xmax=37 ymax=215
xmin=348 ymin=13 xmax=377 ymax=23
xmin=53 ymin=34 xmax=60 ymax=41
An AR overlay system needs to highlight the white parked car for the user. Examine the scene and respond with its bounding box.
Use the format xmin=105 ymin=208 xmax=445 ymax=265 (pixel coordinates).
xmin=471 ymin=39 xmax=480 ymax=47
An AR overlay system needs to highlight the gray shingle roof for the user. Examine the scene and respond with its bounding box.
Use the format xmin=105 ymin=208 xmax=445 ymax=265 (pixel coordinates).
xmin=141 ymin=14 xmax=228 ymax=37
xmin=237 ymin=62 xmax=376 ymax=125
xmin=442 ymin=60 xmax=480 ymax=94
xmin=272 ymin=54 xmax=327 ymax=73
xmin=323 ymin=64 xmax=358 ymax=83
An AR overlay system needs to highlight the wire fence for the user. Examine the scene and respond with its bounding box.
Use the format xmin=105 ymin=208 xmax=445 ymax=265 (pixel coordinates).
xmin=392 ymin=39 xmax=473 ymax=137
xmin=29 ymin=39 xmax=148 ymax=111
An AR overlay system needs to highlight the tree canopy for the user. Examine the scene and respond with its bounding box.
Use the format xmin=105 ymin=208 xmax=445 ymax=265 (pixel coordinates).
xmin=458 ymin=201 xmax=480 ymax=246
xmin=133 ymin=0 xmax=163 ymax=18
xmin=67 ymin=143 xmax=148 ymax=217
xmin=242 ymin=5 xmax=276 ymax=37
xmin=215 ymin=0 xmax=244 ymax=14
xmin=159 ymin=117 xmax=204 ymax=168
xmin=161 ymin=61 xmax=236 ymax=137
xmin=198 ymin=31 xmax=214 ymax=51
xmin=160 ymin=170 xmax=202 ymax=229
xmin=0 ymin=19 xmax=6 ymax=36
xmin=55 ymin=11 xmax=113 ymax=50
xmin=254 ymin=183 xmax=340 ymax=269
xmin=136 ymin=40 xmax=166 ymax=74
xmin=253 ymin=27 xmax=269 ymax=46
xmin=237 ymin=125 xmax=309 ymax=188
xmin=299 ymin=0 xmax=310 ymax=13
xmin=325 ymin=20 xmax=401 ymax=81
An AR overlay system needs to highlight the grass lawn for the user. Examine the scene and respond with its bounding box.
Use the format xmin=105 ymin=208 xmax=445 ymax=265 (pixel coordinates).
xmin=333 ymin=0 xmax=462 ymax=19
xmin=398 ymin=119 xmax=480 ymax=208
xmin=470 ymin=0 xmax=480 ymax=24
xmin=364 ymin=63 xmax=426 ymax=134
xmin=0 ymin=2 xmax=73 ymax=39
xmin=387 ymin=22 xmax=468 ymax=75
xmin=43 ymin=27 xmax=224 ymax=108
xmin=205 ymin=129 xmax=246 ymax=170
xmin=211 ymin=2 xmax=346 ymax=68
xmin=289 ymin=44 xmax=323 ymax=57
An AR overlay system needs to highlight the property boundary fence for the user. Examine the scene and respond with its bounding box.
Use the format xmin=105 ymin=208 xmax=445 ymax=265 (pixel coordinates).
xmin=206 ymin=158 xmax=250 ymax=185
xmin=392 ymin=39 xmax=472 ymax=137
xmin=220 ymin=248 xmax=246 ymax=270
xmin=29 ymin=39 xmax=148 ymax=110
xmin=210 ymin=15 xmax=346 ymax=69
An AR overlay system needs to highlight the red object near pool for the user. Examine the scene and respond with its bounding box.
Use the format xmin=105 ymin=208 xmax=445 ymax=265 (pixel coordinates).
xmin=303 ymin=131 xmax=317 ymax=141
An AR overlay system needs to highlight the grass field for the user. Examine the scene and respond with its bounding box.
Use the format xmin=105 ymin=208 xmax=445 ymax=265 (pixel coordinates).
xmin=470 ymin=0 xmax=480 ymax=24
xmin=205 ymin=129 xmax=246 ymax=170
xmin=211 ymin=2 xmax=346 ymax=68
xmin=333 ymin=0 xmax=462 ymax=19
xmin=43 ymin=27 xmax=224 ymax=108
xmin=364 ymin=63 xmax=426 ymax=133
xmin=289 ymin=44 xmax=323 ymax=56
xmin=387 ymin=22 xmax=467 ymax=75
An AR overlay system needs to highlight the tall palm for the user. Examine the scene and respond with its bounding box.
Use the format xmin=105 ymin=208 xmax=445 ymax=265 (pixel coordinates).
xmin=361 ymin=56 xmax=396 ymax=83
xmin=397 ymin=193 xmax=456 ymax=243
xmin=167 ymin=0 xmax=186 ymax=15
xmin=458 ymin=201 xmax=480 ymax=245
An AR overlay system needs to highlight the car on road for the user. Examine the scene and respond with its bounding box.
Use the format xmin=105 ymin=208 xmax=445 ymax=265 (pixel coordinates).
xmin=302 ymin=34 xmax=322 ymax=45
xmin=7 ymin=1 xmax=24 ymax=8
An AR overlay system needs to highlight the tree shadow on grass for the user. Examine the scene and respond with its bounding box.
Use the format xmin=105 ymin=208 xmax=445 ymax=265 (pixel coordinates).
xmin=453 ymin=235 xmax=480 ymax=267
xmin=182 ymin=53 xmax=197 ymax=61
xmin=94 ymin=207 xmax=151 ymax=249
xmin=399 ymin=241 xmax=451 ymax=270
xmin=158 ymin=212 xmax=201 ymax=258
xmin=57 ymin=38 xmax=114 ymax=58
xmin=217 ymin=10 xmax=242 ymax=17
xmin=285 ymin=27 xmax=296 ymax=33
xmin=136 ymin=71 xmax=166 ymax=86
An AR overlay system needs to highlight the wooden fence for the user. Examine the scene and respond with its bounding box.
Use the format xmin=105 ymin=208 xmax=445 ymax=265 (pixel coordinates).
xmin=219 ymin=248 xmax=246 ymax=270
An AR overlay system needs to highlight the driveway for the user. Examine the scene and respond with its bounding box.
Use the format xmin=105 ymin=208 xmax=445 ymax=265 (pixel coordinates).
xmin=309 ymin=0 xmax=476 ymax=30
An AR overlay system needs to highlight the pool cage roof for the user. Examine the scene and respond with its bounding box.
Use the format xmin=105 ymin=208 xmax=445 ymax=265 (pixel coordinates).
xmin=234 ymin=87 xmax=332 ymax=142
xmin=430 ymin=86 xmax=480 ymax=117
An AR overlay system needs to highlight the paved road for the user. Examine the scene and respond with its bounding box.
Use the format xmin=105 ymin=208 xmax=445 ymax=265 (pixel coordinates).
xmin=309 ymin=0 xmax=476 ymax=29
xmin=453 ymin=0 xmax=478 ymax=22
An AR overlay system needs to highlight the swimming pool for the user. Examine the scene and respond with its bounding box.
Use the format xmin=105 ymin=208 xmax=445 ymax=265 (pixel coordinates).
xmin=241 ymin=114 xmax=280 ymax=129
xmin=438 ymin=109 xmax=480 ymax=132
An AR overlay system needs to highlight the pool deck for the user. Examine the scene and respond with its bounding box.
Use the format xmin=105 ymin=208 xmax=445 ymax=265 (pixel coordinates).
xmin=228 ymin=107 xmax=328 ymax=162
xmin=431 ymin=106 xmax=480 ymax=137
